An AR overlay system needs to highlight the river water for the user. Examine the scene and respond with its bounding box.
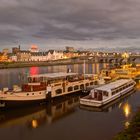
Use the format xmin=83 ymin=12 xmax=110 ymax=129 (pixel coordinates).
xmin=0 ymin=63 xmax=140 ymax=140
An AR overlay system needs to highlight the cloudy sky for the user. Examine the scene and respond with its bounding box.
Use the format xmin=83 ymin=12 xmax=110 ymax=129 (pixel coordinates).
xmin=0 ymin=0 xmax=140 ymax=51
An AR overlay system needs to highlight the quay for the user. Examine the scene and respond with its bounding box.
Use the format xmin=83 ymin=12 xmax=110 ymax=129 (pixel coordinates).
xmin=0 ymin=54 xmax=140 ymax=69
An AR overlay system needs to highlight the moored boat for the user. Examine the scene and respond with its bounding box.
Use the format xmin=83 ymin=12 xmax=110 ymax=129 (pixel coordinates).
xmin=0 ymin=72 xmax=98 ymax=108
xmin=80 ymin=79 xmax=136 ymax=107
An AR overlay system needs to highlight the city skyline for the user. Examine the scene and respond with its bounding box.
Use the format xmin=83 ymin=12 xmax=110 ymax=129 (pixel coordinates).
xmin=0 ymin=0 xmax=140 ymax=50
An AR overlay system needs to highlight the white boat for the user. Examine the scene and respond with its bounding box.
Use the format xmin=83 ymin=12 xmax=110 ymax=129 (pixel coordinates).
xmin=0 ymin=72 xmax=97 ymax=108
xmin=80 ymin=79 xmax=136 ymax=107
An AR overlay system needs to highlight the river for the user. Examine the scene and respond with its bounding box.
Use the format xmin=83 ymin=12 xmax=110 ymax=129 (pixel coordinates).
xmin=0 ymin=63 xmax=140 ymax=140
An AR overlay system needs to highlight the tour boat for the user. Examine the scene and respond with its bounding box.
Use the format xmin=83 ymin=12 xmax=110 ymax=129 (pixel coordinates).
xmin=80 ymin=79 xmax=136 ymax=107
xmin=0 ymin=72 xmax=97 ymax=108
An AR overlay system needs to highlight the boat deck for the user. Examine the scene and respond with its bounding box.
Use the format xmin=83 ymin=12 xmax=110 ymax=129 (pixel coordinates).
xmin=82 ymin=95 xmax=99 ymax=101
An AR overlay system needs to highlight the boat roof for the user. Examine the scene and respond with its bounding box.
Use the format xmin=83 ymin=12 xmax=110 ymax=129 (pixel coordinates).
xmin=95 ymin=79 xmax=132 ymax=91
xmin=28 ymin=72 xmax=79 ymax=79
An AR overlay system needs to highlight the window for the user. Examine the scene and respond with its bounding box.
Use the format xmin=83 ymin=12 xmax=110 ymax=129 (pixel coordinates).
xmin=80 ymin=84 xmax=84 ymax=89
xmin=27 ymin=93 xmax=29 ymax=96
xmin=86 ymin=83 xmax=89 ymax=87
xmin=103 ymin=91 xmax=108 ymax=97
xmin=32 ymin=93 xmax=34 ymax=95
xmin=112 ymin=92 xmax=115 ymax=95
xmin=74 ymin=85 xmax=79 ymax=90
xmin=90 ymin=82 xmax=94 ymax=85
xmin=68 ymin=87 xmax=73 ymax=92
xmin=55 ymin=89 xmax=62 ymax=94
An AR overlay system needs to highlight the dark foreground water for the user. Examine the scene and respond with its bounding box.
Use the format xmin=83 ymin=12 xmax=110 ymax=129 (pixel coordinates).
xmin=0 ymin=63 xmax=140 ymax=140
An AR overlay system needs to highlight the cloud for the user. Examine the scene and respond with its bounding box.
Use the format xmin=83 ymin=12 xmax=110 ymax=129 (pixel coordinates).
xmin=0 ymin=0 xmax=140 ymax=50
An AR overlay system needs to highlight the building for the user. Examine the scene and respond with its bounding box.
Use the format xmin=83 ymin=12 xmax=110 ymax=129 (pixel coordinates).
xmin=17 ymin=51 xmax=31 ymax=61
xmin=12 ymin=46 xmax=21 ymax=54
xmin=30 ymin=52 xmax=48 ymax=61
xmin=47 ymin=50 xmax=63 ymax=60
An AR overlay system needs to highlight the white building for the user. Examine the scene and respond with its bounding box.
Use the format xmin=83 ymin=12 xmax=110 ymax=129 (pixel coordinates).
xmin=47 ymin=50 xmax=63 ymax=60
xmin=30 ymin=52 xmax=48 ymax=61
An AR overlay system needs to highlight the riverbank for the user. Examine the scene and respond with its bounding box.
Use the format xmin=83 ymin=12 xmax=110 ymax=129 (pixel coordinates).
xmin=0 ymin=59 xmax=139 ymax=69
xmin=0 ymin=59 xmax=86 ymax=69
xmin=114 ymin=108 xmax=140 ymax=140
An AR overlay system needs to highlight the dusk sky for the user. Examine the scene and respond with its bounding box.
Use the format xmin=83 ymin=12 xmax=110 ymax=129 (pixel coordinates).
xmin=0 ymin=0 xmax=140 ymax=50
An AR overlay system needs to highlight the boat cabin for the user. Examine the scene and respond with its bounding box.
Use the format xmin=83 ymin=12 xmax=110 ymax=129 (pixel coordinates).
xmin=27 ymin=73 xmax=84 ymax=84
xmin=91 ymin=79 xmax=135 ymax=101
xmin=22 ymin=73 xmax=84 ymax=92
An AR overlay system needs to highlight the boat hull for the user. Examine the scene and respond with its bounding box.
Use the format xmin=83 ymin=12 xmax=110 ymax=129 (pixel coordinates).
xmin=0 ymin=99 xmax=46 ymax=109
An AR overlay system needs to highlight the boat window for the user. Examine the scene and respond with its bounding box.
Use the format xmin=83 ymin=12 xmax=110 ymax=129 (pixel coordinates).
xmin=116 ymin=89 xmax=118 ymax=92
xmin=90 ymin=82 xmax=94 ymax=85
xmin=74 ymin=85 xmax=79 ymax=90
xmin=119 ymin=88 xmax=122 ymax=92
xmin=27 ymin=93 xmax=29 ymax=96
xmin=126 ymin=84 xmax=129 ymax=88
xmin=120 ymin=87 xmax=123 ymax=91
xmin=55 ymin=89 xmax=62 ymax=94
xmin=97 ymin=92 xmax=103 ymax=101
xmin=80 ymin=84 xmax=84 ymax=89
xmin=28 ymin=77 xmax=32 ymax=83
xmin=39 ymin=92 xmax=41 ymax=94
xmin=112 ymin=91 xmax=115 ymax=95
xmin=98 ymin=90 xmax=102 ymax=94
xmin=32 ymin=93 xmax=34 ymax=95
xmin=129 ymin=83 xmax=132 ymax=86
xmin=103 ymin=91 xmax=108 ymax=96
xmin=68 ymin=87 xmax=73 ymax=92
xmin=86 ymin=83 xmax=89 ymax=86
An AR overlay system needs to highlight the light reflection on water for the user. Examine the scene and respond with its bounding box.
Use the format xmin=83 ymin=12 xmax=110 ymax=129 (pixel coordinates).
xmin=0 ymin=64 xmax=140 ymax=140
xmin=123 ymin=102 xmax=131 ymax=118
xmin=0 ymin=89 xmax=139 ymax=140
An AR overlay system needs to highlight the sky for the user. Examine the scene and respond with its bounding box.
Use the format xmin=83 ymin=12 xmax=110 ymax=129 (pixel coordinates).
xmin=0 ymin=0 xmax=140 ymax=51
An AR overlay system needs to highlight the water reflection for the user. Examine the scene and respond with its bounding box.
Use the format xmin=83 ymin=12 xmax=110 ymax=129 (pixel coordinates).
xmin=124 ymin=121 xmax=130 ymax=129
xmin=123 ymin=102 xmax=131 ymax=118
xmin=31 ymin=119 xmax=38 ymax=129
xmin=30 ymin=67 xmax=39 ymax=76
xmin=0 ymin=63 xmax=109 ymax=89
xmin=0 ymin=95 xmax=79 ymax=128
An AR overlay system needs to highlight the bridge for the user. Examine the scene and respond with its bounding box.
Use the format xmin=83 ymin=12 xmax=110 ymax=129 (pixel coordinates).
xmin=76 ymin=54 xmax=140 ymax=64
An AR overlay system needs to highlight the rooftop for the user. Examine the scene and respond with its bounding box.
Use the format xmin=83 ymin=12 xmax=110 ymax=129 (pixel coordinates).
xmin=95 ymin=79 xmax=132 ymax=91
xmin=28 ymin=72 xmax=78 ymax=79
